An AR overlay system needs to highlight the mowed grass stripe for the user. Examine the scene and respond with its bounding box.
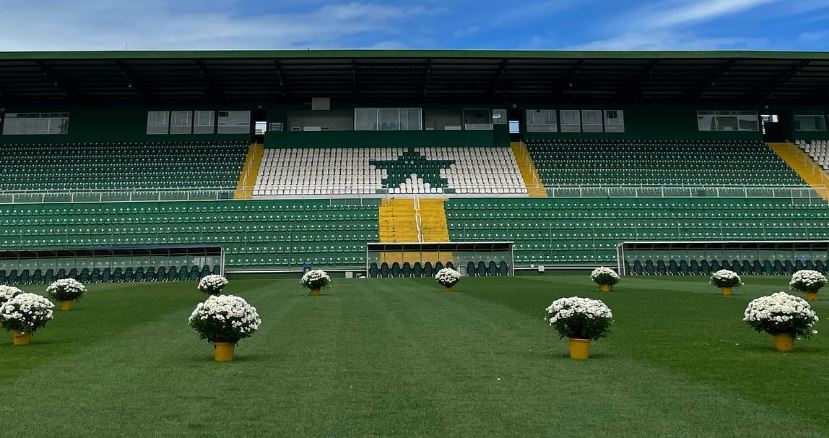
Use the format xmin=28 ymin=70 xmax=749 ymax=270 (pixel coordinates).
xmin=0 ymin=276 xmax=826 ymax=437
xmin=460 ymin=276 xmax=829 ymax=434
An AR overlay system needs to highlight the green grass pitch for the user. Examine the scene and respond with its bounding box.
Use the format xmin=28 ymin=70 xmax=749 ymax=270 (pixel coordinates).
xmin=1 ymin=274 xmax=827 ymax=437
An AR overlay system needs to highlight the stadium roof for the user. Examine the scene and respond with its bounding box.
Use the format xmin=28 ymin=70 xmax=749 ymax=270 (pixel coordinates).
xmin=1 ymin=50 xmax=828 ymax=103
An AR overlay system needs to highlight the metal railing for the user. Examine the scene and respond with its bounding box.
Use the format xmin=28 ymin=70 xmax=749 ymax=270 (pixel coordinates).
xmin=0 ymin=183 xmax=826 ymax=205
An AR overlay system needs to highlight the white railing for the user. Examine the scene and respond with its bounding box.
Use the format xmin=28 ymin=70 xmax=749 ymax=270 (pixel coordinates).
xmin=0 ymin=183 xmax=826 ymax=205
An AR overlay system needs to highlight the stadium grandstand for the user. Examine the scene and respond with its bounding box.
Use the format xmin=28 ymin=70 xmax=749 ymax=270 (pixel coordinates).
xmin=2 ymin=49 xmax=829 ymax=282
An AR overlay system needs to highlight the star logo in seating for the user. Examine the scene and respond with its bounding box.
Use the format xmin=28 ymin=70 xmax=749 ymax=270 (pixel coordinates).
xmin=370 ymin=148 xmax=455 ymax=189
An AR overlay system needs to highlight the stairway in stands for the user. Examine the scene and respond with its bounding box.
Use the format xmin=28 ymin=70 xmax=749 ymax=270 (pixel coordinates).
xmin=768 ymin=142 xmax=829 ymax=202
xmin=234 ymin=143 xmax=265 ymax=200
xmin=510 ymin=141 xmax=547 ymax=197
xmin=417 ymin=199 xmax=450 ymax=242
xmin=378 ymin=198 xmax=419 ymax=242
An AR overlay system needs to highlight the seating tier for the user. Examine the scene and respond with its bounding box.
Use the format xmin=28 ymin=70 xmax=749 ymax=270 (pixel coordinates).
xmin=527 ymin=139 xmax=804 ymax=187
xmin=253 ymin=146 xmax=526 ymax=197
xmin=0 ymin=199 xmax=378 ymax=268
xmin=0 ymin=140 xmax=248 ymax=192
xmin=445 ymin=198 xmax=829 ymax=265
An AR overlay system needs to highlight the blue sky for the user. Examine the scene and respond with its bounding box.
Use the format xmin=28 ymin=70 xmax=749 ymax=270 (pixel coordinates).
xmin=0 ymin=0 xmax=828 ymax=51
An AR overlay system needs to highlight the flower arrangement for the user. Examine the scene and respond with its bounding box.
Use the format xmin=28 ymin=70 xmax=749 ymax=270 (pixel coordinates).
xmin=590 ymin=267 xmax=619 ymax=292
xmin=744 ymin=292 xmax=818 ymax=352
xmin=198 ymin=274 xmax=229 ymax=295
xmin=435 ymin=268 xmax=461 ymax=289
xmin=545 ymin=297 xmax=614 ymax=340
xmin=188 ymin=294 xmax=261 ymax=344
xmin=300 ymin=269 xmax=331 ymax=293
xmin=0 ymin=285 xmax=23 ymax=307
xmin=46 ymin=278 xmax=87 ymax=302
xmin=789 ymin=270 xmax=827 ymax=293
xmin=710 ymin=269 xmax=743 ymax=289
xmin=0 ymin=293 xmax=55 ymax=336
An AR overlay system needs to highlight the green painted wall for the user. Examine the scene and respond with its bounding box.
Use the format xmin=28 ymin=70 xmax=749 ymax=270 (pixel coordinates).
xmin=265 ymin=128 xmax=508 ymax=148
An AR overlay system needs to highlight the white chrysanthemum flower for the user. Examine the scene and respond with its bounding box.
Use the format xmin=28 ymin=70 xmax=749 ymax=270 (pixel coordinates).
xmin=590 ymin=267 xmax=620 ymax=285
xmin=300 ymin=269 xmax=331 ymax=289
xmin=744 ymin=292 xmax=819 ymax=337
xmin=789 ymin=270 xmax=827 ymax=292
xmin=545 ymin=296 xmax=614 ymax=340
xmin=434 ymin=268 xmax=461 ymax=287
xmin=46 ymin=278 xmax=87 ymax=301
xmin=188 ymin=294 xmax=261 ymax=343
xmin=0 ymin=292 xmax=55 ymax=333
xmin=0 ymin=285 xmax=24 ymax=306
xmin=710 ymin=269 xmax=743 ymax=288
xmin=198 ymin=275 xmax=229 ymax=295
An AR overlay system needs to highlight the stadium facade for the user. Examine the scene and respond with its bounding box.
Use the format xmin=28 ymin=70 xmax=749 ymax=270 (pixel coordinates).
xmin=1 ymin=50 xmax=829 ymax=281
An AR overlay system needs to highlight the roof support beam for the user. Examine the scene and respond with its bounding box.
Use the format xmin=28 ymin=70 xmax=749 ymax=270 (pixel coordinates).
xmin=274 ymin=60 xmax=287 ymax=97
xmin=490 ymin=59 xmax=508 ymax=96
xmin=623 ymin=59 xmax=658 ymax=99
xmin=352 ymin=59 xmax=358 ymax=98
xmin=117 ymin=60 xmax=147 ymax=99
xmin=759 ymin=60 xmax=810 ymax=98
xmin=689 ymin=59 xmax=735 ymax=98
xmin=423 ymin=59 xmax=431 ymax=97
xmin=196 ymin=60 xmax=223 ymax=100
xmin=556 ymin=59 xmax=582 ymax=96
xmin=36 ymin=61 xmax=75 ymax=98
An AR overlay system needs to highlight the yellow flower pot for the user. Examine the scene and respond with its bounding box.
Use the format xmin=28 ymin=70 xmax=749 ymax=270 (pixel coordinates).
xmin=599 ymin=284 xmax=610 ymax=293
xmin=806 ymin=291 xmax=818 ymax=302
xmin=444 ymin=286 xmax=453 ymax=293
xmin=773 ymin=333 xmax=794 ymax=352
xmin=58 ymin=300 xmax=73 ymax=311
xmin=12 ymin=330 xmax=32 ymax=346
xmin=213 ymin=342 xmax=236 ymax=362
xmin=568 ymin=338 xmax=591 ymax=360
xmin=721 ymin=287 xmax=733 ymax=296
xmin=310 ymin=288 xmax=320 ymax=296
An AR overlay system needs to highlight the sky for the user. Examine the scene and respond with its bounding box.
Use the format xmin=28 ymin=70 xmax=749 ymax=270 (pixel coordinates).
xmin=0 ymin=0 xmax=828 ymax=51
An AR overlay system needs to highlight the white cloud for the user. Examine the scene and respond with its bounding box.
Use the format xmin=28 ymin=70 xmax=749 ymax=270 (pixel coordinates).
xmin=0 ymin=0 xmax=422 ymax=50
xmin=565 ymin=31 xmax=765 ymax=50
xmin=638 ymin=0 xmax=779 ymax=28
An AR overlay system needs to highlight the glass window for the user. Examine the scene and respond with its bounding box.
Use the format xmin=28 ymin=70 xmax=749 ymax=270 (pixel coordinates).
xmin=2 ymin=112 xmax=69 ymax=135
xmin=400 ymin=108 xmax=422 ymax=131
xmin=170 ymin=111 xmax=193 ymax=134
xmin=146 ymin=111 xmax=170 ymax=135
xmin=492 ymin=109 xmax=507 ymax=125
xmin=560 ymin=110 xmax=581 ymax=133
xmin=794 ymin=114 xmax=827 ymax=132
xmin=354 ymin=108 xmax=378 ymax=131
xmin=217 ymin=110 xmax=251 ymax=134
xmin=193 ymin=110 xmax=215 ymax=134
xmin=604 ymin=110 xmax=624 ymax=133
xmin=378 ymin=108 xmax=400 ymax=131
xmin=581 ymin=110 xmax=603 ymax=132
xmin=525 ymin=109 xmax=557 ymax=132
xmin=697 ymin=110 xmax=758 ymax=132
xmin=463 ymin=109 xmax=492 ymax=130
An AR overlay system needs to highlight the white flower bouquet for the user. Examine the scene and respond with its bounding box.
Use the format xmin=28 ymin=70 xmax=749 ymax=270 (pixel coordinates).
xmin=709 ymin=269 xmax=743 ymax=288
xmin=545 ymin=297 xmax=614 ymax=340
xmin=189 ymin=294 xmax=261 ymax=344
xmin=0 ymin=285 xmax=23 ymax=307
xmin=46 ymin=278 xmax=87 ymax=301
xmin=590 ymin=267 xmax=619 ymax=286
xmin=434 ymin=268 xmax=461 ymax=288
xmin=789 ymin=270 xmax=827 ymax=292
xmin=0 ymin=293 xmax=55 ymax=334
xmin=300 ymin=270 xmax=331 ymax=290
xmin=744 ymin=292 xmax=818 ymax=338
xmin=198 ymin=274 xmax=229 ymax=295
